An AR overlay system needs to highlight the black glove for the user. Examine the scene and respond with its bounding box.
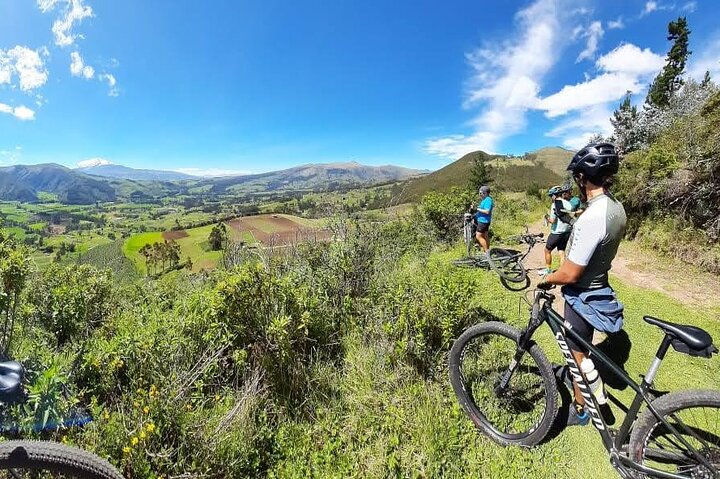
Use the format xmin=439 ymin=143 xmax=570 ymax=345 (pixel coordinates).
xmin=537 ymin=280 xmax=553 ymax=290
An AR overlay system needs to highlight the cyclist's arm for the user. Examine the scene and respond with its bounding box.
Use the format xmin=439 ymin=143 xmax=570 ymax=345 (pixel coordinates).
xmin=545 ymin=260 xmax=585 ymax=285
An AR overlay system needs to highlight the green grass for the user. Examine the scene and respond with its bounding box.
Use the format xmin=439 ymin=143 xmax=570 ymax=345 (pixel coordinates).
xmin=416 ymin=246 xmax=720 ymax=478
xmin=123 ymin=232 xmax=163 ymax=273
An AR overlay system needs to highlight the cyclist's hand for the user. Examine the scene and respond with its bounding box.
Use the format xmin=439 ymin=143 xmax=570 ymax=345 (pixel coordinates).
xmin=537 ymin=280 xmax=554 ymax=290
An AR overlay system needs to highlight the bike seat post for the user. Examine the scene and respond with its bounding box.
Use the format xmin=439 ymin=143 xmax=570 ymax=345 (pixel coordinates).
xmin=643 ymin=335 xmax=673 ymax=387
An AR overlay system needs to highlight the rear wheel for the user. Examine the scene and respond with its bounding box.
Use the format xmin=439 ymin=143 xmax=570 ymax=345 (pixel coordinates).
xmin=464 ymin=223 xmax=474 ymax=257
xmin=487 ymin=248 xmax=527 ymax=283
xmin=0 ymin=441 xmax=123 ymax=478
xmin=628 ymin=389 xmax=720 ymax=478
xmin=449 ymin=322 xmax=557 ymax=447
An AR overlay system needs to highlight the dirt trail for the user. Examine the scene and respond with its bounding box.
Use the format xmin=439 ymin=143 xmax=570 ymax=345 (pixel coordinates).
xmin=520 ymin=219 xmax=720 ymax=309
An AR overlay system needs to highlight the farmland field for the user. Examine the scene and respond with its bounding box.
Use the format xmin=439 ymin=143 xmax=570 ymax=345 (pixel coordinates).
xmin=123 ymin=214 xmax=322 ymax=273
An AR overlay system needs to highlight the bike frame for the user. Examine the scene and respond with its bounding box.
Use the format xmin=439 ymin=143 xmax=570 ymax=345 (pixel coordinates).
xmin=512 ymin=291 xmax=718 ymax=479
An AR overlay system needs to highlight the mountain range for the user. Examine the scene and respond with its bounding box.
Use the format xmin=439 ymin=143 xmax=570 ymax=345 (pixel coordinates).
xmin=0 ymin=164 xmax=116 ymax=204
xmin=76 ymin=164 xmax=196 ymax=182
xmin=0 ymin=161 xmax=425 ymax=204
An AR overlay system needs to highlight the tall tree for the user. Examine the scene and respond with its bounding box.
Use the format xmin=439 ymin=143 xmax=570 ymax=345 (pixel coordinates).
xmin=208 ymin=223 xmax=228 ymax=251
xmin=611 ymin=92 xmax=641 ymax=153
xmin=701 ymin=70 xmax=712 ymax=88
xmin=467 ymin=152 xmax=491 ymax=192
xmin=646 ymin=17 xmax=691 ymax=108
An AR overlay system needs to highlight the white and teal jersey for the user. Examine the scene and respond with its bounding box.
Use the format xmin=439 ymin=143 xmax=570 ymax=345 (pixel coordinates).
xmin=566 ymin=193 xmax=627 ymax=290
xmin=549 ymin=198 xmax=572 ymax=234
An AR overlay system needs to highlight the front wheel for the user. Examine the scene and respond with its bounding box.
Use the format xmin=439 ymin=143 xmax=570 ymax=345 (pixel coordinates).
xmin=0 ymin=441 xmax=124 ymax=478
xmin=448 ymin=322 xmax=558 ymax=447
xmin=487 ymin=248 xmax=527 ymax=283
xmin=628 ymin=389 xmax=720 ymax=478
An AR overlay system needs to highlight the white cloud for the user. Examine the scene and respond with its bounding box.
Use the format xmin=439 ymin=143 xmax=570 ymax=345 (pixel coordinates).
xmin=537 ymin=42 xmax=664 ymax=148
xmin=642 ymin=1 xmax=658 ymax=15
xmin=682 ymin=1 xmax=697 ymax=12
xmin=99 ymin=72 xmax=118 ymax=96
xmin=40 ymin=0 xmax=94 ymax=47
xmin=0 ymin=46 xmax=49 ymax=92
xmin=37 ymin=0 xmax=62 ymax=12
xmin=537 ymin=43 xmax=664 ymax=117
xmin=537 ymin=72 xmax=643 ymax=117
xmin=688 ymin=34 xmax=720 ymax=81
xmin=576 ymin=21 xmax=604 ymax=62
xmin=608 ymin=17 xmax=625 ymax=30
xmin=545 ymin=103 xmax=615 ymax=149
xmin=424 ymin=0 xmax=564 ymax=159
xmin=596 ymin=43 xmax=666 ymax=76
xmin=77 ymin=157 xmax=112 ymax=168
xmin=174 ymin=168 xmax=250 ymax=178
xmin=70 ymin=51 xmax=95 ymax=79
xmin=0 ymin=103 xmax=36 ymax=121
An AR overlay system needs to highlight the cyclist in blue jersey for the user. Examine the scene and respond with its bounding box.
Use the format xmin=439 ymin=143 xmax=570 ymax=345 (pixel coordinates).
xmin=474 ymin=185 xmax=493 ymax=252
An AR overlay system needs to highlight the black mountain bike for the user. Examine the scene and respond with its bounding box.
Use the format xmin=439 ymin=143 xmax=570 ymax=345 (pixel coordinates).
xmin=454 ymin=226 xmax=544 ymax=286
xmin=449 ymin=287 xmax=719 ymax=478
xmin=0 ymin=361 xmax=124 ymax=478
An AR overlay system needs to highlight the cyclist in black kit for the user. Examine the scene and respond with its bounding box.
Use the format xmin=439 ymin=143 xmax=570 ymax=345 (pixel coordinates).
xmin=539 ymin=143 xmax=627 ymax=426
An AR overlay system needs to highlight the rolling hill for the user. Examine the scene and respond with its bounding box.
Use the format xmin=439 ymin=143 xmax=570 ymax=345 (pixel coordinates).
xmin=525 ymin=146 xmax=574 ymax=177
xmin=396 ymin=147 xmax=572 ymax=202
xmin=0 ymin=164 xmax=116 ymax=204
xmin=202 ymin=162 xmax=425 ymax=194
xmin=77 ymin=164 xmax=197 ymax=181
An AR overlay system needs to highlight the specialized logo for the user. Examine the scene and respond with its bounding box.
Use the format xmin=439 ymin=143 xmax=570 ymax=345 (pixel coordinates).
xmin=555 ymin=332 xmax=605 ymax=430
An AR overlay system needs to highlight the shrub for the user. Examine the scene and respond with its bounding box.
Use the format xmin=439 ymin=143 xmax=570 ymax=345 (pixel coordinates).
xmin=419 ymin=188 xmax=474 ymax=242
xmin=26 ymin=264 xmax=114 ymax=346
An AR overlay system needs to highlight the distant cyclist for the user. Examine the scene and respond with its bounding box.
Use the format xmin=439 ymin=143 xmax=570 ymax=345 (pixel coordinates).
xmin=539 ymin=142 xmax=627 ymax=426
xmin=474 ymin=185 xmax=493 ymax=252
xmin=540 ymin=185 xmax=573 ymax=276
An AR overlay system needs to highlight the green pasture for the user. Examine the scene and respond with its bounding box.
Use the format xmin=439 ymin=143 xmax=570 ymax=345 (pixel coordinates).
xmin=421 ymin=246 xmax=720 ymax=478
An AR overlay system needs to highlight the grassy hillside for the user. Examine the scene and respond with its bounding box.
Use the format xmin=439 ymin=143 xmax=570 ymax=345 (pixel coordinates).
xmin=397 ymin=149 xmax=565 ymax=202
xmin=526 ymin=146 xmax=574 ymax=177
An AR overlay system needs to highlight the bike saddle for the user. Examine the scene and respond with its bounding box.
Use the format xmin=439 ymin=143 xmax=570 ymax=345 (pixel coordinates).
xmin=644 ymin=316 xmax=717 ymax=357
xmin=0 ymin=361 xmax=24 ymax=403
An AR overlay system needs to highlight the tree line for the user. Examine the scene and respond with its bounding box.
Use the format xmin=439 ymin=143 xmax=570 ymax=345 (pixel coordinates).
xmin=138 ymin=240 xmax=184 ymax=276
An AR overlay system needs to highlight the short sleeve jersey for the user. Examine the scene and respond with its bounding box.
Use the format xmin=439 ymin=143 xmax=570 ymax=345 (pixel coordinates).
xmin=566 ymin=193 xmax=627 ymax=290
xmin=550 ymin=198 xmax=573 ymax=234
xmin=476 ymin=196 xmax=494 ymax=224
xmin=569 ymin=196 xmax=582 ymax=211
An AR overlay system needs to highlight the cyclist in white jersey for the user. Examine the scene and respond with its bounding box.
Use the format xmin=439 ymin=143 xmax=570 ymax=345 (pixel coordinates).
xmin=539 ymin=143 xmax=627 ymax=426
xmin=540 ymin=185 xmax=573 ymax=276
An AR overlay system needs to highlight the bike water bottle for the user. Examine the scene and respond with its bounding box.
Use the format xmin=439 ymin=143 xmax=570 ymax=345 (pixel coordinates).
xmin=580 ymin=358 xmax=608 ymax=405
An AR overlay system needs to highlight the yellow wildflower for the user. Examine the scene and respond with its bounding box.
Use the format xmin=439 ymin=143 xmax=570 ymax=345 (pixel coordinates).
xmin=143 ymin=406 xmax=149 ymax=414
xmin=131 ymin=436 xmax=139 ymax=446
xmin=140 ymin=431 xmax=146 ymax=440
xmin=146 ymin=423 xmax=156 ymax=433
xmin=123 ymin=446 xmax=131 ymax=454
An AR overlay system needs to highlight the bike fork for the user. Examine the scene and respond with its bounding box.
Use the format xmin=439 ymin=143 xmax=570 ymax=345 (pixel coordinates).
xmin=495 ymin=328 xmax=534 ymax=394
xmin=495 ymin=348 xmax=526 ymax=394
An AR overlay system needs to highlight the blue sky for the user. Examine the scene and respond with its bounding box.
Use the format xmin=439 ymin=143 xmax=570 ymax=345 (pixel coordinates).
xmin=0 ymin=0 xmax=718 ymax=175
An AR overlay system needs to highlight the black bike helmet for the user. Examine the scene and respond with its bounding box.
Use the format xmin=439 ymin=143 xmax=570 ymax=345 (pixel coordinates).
xmin=567 ymin=142 xmax=619 ymax=179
